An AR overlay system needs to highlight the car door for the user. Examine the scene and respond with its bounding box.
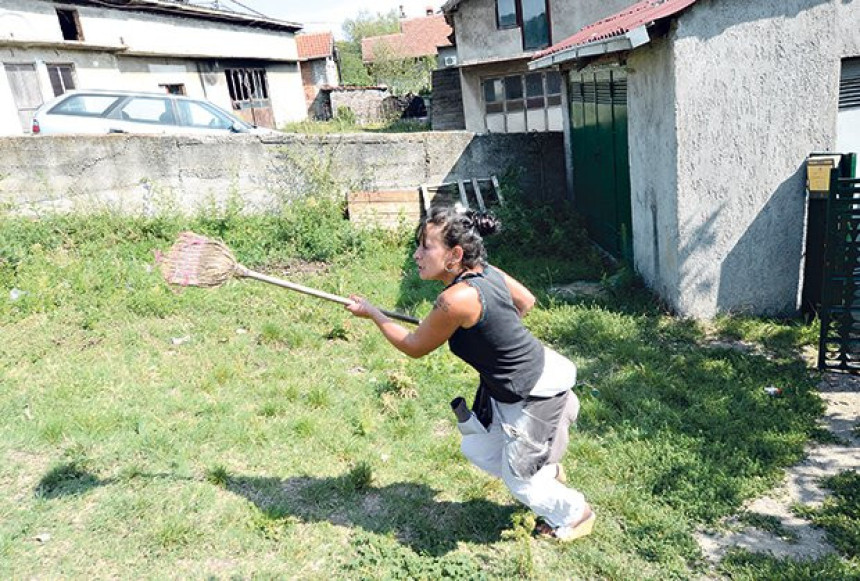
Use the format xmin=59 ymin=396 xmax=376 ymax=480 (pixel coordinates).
xmin=107 ymin=95 xmax=179 ymax=134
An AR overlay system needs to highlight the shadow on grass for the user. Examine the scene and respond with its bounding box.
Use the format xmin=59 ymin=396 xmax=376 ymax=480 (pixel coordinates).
xmin=226 ymin=474 xmax=515 ymax=556
xmin=34 ymin=462 xmax=190 ymax=500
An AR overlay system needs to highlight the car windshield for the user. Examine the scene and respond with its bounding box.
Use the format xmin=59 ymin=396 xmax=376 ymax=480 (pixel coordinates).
xmin=51 ymin=94 xmax=120 ymax=116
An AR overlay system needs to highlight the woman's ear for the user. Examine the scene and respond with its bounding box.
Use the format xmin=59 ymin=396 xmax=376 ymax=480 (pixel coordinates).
xmin=451 ymin=245 xmax=465 ymax=263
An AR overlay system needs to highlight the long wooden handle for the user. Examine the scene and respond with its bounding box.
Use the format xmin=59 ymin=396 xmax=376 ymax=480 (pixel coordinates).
xmin=236 ymin=266 xmax=421 ymax=325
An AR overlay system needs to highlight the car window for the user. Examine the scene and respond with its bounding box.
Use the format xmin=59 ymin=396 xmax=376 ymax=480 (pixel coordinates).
xmin=177 ymin=100 xmax=235 ymax=129
xmin=117 ymin=97 xmax=176 ymax=124
xmin=50 ymin=94 xmax=119 ymax=116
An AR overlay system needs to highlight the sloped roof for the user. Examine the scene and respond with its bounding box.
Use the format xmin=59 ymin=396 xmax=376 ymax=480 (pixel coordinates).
xmin=533 ymin=0 xmax=699 ymax=61
xmin=361 ymin=14 xmax=452 ymax=63
xmin=297 ymin=32 xmax=334 ymax=60
xmin=60 ymin=0 xmax=302 ymax=32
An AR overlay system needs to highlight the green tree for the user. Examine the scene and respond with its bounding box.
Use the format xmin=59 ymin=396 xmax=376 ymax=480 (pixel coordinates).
xmin=338 ymin=10 xmax=400 ymax=87
xmin=369 ymin=42 xmax=435 ymax=95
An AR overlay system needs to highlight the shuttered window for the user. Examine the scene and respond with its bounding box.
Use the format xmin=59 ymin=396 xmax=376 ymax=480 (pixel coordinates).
xmin=840 ymin=58 xmax=860 ymax=110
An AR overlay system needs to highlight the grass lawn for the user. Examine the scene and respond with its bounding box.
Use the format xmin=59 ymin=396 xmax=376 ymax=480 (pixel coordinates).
xmin=1 ymin=197 xmax=857 ymax=579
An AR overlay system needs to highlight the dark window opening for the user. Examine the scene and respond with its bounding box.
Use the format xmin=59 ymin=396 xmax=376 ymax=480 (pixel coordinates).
xmin=47 ymin=63 xmax=75 ymax=97
xmin=225 ymin=68 xmax=270 ymax=110
xmin=56 ymin=9 xmax=84 ymax=42
xmin=160 ymin=84 xmax=186 ymax=95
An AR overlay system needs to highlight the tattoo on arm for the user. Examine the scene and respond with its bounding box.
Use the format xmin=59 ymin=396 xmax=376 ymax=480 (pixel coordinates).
xmin=433 ymin=295 xmax=450 ymax=313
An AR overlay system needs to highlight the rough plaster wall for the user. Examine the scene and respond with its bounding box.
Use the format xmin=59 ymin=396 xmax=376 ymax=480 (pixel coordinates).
xmin=628 ymin=37 xmax=680 ymax=309
xmin=266 ymin=63 xmax=307 ymax=126
xmin=672 ymin=0 xmax=838 ymax=318
xmin=0 ymin=132 xmax=565 ymax=215
xmin=452 ymin=0 xmax=525 ymax=64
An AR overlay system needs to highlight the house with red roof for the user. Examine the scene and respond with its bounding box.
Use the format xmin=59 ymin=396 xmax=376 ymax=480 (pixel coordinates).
xmin=297 ymin=32 xmax=340 ymax=119
xmin=361 ymin=10 xmax=453 ymax=65
xmin=521 ymin=0 xmax=860 ymax=319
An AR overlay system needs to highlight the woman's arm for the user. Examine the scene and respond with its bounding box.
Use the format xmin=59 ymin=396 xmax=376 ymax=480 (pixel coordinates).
xmin=346 ymin=285 xmax=478 ymax=358
xmin=494 ymin=266 xmax=536 ymax=317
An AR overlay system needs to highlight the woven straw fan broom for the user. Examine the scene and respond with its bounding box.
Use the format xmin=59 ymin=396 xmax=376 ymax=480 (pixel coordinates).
xmin=158 ymin=231 xmax=420 ymax=325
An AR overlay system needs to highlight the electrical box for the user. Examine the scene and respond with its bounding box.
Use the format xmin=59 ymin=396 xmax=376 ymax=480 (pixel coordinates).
xmin=807 ymin=154 xmax=842 ymax=199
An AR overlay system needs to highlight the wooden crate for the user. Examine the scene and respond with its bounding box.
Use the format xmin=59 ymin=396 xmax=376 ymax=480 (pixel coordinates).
xmin=347 ymin=189 xmax=422 ymax=229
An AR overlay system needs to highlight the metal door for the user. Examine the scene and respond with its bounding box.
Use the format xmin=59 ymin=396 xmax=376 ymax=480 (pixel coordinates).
xmin=5 ymin=63 xmax=42 ymax=132
xmin=818 ymin=169 xmax=860 ymax=372
xmin=569 ymin=69 xmax=632 ymax=258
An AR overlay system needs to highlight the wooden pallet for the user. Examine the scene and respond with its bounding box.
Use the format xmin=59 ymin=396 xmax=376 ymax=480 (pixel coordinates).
xmin=419 ymin=176 xmax=503 ymax=214
xmin=347 ymin=176 xmax=503 ymax=229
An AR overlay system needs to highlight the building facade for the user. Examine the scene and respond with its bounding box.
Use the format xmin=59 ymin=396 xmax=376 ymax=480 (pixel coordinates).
xmin=529 ymin=0 xmax=860 ymax=318
xmin=0 ymin=0 xmax=307 ymax=134
xmin=441 ymin=0 xmax=631 ymax=133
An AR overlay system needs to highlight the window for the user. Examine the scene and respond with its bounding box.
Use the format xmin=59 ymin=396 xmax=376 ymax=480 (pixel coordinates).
xmin=116 ymin=97 xmax=176 ymax=124
xmin=484 ymin=78 xmax=504 ymax=114
xmin=47 ymin=63 xmax=75 ymax=97
xmin=159 ymin=84 xmax=186 ymax=95
xmin=494 ymin=1 xmax=550 ymax=50
xmin=50 ymin=94 xmax=118 ymax=116
xmin=56 ymin=9 xmax=84 ymax=41
xmin=496 ymin=0 xmax=517 ymax=29
xmin=225 ymin=68 xmax=270 ymax=110
xmin=483 ymin=70 xmax=562 ymax=132
xmin=177 ymin=100 xmax=233 ymax=129
xmin=521 ymin=0 xmax=549 ymax=50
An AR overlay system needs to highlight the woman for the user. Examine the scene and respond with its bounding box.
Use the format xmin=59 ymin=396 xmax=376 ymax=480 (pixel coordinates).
xmin=345 ymin=206 xmax=594 ymax=541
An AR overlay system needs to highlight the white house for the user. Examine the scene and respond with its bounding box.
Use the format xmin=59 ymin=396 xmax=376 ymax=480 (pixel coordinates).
xmin=0 ymin=0 xmax=308 ymax=134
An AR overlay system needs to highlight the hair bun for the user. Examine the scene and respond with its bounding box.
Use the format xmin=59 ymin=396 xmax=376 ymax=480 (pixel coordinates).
xmin=466 ymin=210 xmax=501 ymax=237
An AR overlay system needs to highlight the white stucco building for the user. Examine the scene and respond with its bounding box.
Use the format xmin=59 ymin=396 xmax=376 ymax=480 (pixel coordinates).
xmin=0 ymin=0 xmax=308 ymax=134
xmin=527 ymin=0 xmax=860 ymax=318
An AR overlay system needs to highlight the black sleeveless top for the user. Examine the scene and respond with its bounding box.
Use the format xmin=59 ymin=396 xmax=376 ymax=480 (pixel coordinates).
xmin=447 ymin=265 xmax=545 ymax=403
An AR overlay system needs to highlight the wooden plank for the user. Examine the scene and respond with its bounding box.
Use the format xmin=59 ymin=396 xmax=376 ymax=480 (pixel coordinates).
xmin=491 ymin=175 xmax=504 ymax=205
xmin=471 ymin=177 xmax=486 ymax=211
xmin=419 ymin=184 xmax=430 ymax=213
xmin=457 ymin=180 xmax=469 ymax=209
xmin=347 ymin=189 xmax=422 ymax=230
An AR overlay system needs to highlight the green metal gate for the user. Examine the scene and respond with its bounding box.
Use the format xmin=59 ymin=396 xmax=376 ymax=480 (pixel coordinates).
xmin=819 ymin=173 xmax=860 ymax=371
xmin=569 ymin=69 xmax=632 ymax=259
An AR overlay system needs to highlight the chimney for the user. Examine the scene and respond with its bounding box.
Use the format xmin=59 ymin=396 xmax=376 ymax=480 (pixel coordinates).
xmin=426 ymin=7 xmax=434 ymax=16
xmin=399 ymin=5 xmax=406 ymax=18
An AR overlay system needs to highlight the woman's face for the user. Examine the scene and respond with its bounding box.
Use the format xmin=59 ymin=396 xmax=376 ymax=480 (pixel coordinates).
xmin=414 ymin=224 xmax=455 ymax=281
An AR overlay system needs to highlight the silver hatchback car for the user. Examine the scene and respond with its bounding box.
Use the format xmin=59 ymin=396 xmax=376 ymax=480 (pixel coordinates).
xmin=31 ymin=90 xmax=274 ymax=136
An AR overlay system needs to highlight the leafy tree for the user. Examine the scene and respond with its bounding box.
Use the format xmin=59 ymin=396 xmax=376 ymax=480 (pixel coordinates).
xmin=342 ymin=9 xmax=400 ymax=46
xmin=338 ymin=9 xmax=435 ymax=95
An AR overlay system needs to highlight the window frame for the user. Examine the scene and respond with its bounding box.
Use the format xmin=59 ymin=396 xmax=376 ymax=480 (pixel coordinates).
xmin=482 ymin=70 xmax=563 ymax=132
xmin=46 ymin=63 xmax=76 ymax=97
xmin=56 ymin=8 xmax=84 ymax=42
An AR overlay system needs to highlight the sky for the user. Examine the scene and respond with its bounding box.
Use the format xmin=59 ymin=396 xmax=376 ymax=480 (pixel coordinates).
xmin=219 ymin=0 xmax=445 ymax=38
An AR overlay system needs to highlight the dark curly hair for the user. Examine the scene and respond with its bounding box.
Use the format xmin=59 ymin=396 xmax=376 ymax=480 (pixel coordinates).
xmin=416 ymin=206 xmax=502 ymax=268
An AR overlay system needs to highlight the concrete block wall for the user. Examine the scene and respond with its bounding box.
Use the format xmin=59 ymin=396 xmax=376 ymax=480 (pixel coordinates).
xmin=0 ymin=131 xmax=566 ymax=217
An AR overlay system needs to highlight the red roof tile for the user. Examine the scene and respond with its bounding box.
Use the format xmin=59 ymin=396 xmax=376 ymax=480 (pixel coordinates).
xmin=361 ymin=14 xmax=452 ymax=62
xmin=534 ymin=0 xmax=699 ymax=59
xmin=297 ymin=32 xmax=334 ymax=60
